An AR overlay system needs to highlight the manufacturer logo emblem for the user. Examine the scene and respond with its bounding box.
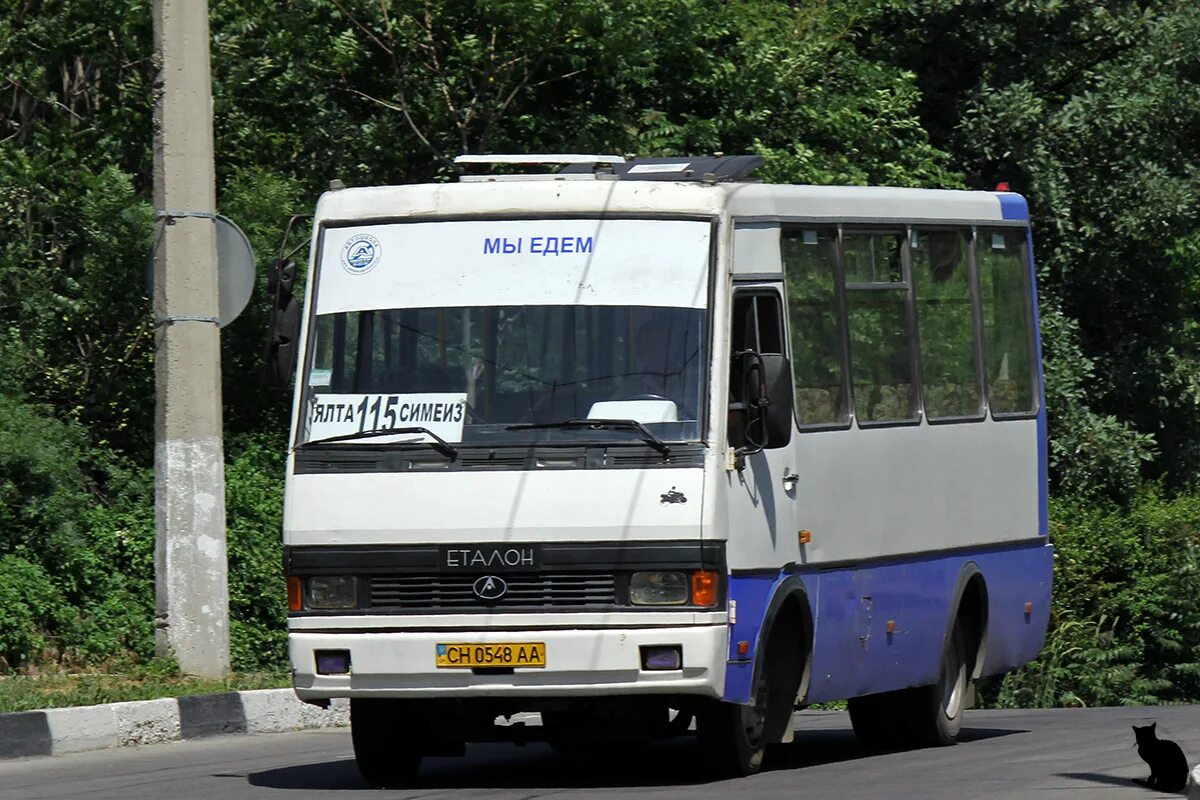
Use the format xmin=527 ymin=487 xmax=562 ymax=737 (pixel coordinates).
xmin=341 ymin=233 xmax=381 ymax=274
xmin=472 ymin=575 xmax=508 ymax=602
xmin=660 ymin=486 xmax=687 ymax=504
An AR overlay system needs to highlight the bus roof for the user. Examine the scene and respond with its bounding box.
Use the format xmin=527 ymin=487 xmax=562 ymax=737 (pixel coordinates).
xmin=314 ymin=179 xmax=1026 ymax=227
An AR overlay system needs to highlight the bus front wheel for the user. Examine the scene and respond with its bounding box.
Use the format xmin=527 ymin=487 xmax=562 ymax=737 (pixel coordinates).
xmin=698 ymin=644 xmax=778 ymax=776
xmin=350 ymin=699 xmax=422 ymax=787
xmin=698 ymin=694 xmax=768 ymax=776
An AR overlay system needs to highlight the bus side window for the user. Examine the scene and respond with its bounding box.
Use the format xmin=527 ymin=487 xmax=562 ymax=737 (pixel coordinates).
xmin=782 ymin=228 xmax=847 ymax=426
xmin=978 ymin=230 xmax=1038 ymax=415
xmin=912 ymin=228 xmax=982 ymax=419
xmin=843 ymin=230 xmax=918 ymax=424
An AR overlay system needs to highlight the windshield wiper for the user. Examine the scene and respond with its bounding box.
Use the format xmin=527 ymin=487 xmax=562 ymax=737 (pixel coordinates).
xmin=505 ymin=418 xmax=670 ymax=457
xmin=303 ymin=426 xmax=458 ymax=459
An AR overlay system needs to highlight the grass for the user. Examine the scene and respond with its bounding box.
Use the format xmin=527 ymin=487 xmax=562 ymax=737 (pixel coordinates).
xmin=0 ymin=663 xmax=290 ymax=714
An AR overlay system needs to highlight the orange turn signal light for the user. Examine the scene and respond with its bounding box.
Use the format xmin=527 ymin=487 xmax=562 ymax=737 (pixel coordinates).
xmin=692 ymin=570 xmax=718 ymax=607
xmin=287 ymin=576 xmax=303 ymax=612
xmin=799 ymin=530 xmax=812 ymax=545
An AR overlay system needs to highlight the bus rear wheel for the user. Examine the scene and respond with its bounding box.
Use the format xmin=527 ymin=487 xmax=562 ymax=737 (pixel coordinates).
xmin=907 ymin=617 xmax=968 ymax=746
xmin=849 ymin=618 xmax=969 ymax=751
xmin=350 ymin=699 xmax=422 ymax=787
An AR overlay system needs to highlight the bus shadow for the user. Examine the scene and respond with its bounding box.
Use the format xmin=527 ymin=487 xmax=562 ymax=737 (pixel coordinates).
xmin=243 ymin=723 xmax=1029 ymax=791
xmin=766 ymin=724 xmax=1024 ymax=771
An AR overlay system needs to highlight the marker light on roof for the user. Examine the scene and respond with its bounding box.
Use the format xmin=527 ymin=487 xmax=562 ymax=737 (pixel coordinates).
xmin=996 ymin=182 xmax=1011 ymax=191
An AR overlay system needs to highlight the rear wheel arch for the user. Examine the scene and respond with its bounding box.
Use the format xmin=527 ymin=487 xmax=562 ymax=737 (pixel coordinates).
xmin=945 ymin=563 xmax=988 ymax=680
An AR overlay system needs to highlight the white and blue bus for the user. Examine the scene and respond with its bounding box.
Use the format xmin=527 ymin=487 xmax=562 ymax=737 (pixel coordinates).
xmin=274 ymin=154 xmax=1051 ymax=784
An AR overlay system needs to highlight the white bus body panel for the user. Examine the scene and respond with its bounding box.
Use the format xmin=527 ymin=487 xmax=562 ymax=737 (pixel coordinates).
xmin=285 ymin=467 xmax=705 ymax=546
xmin=724 ymin=184 xmax=1008 ymax=222
xmin=725 ymin=419 xmax=1040 ymax=571
xmin=292 ymin=624 xmax=727 ymax=700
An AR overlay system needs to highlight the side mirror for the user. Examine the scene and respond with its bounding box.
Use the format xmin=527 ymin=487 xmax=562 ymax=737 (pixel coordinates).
xmin=264 ymin=258 xmax=301 ymax=386
xmin=729 ymin=350 xmax=794 ymax=457
xmin=757 ymin=353 xmax=794 ymax=448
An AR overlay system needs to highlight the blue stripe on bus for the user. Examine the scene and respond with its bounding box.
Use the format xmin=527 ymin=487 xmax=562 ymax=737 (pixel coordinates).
xmin=998 ymin=193 xmax=1029 ymax=221
xmin=723 ymin=540 xmax=1052 ymax=705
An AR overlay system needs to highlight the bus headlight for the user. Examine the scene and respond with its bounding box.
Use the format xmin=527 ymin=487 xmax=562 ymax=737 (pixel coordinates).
xmin=306 ymin=576 xmax=358 ymax=609
xmin=629 ymin=572 xmax=689 ymax=605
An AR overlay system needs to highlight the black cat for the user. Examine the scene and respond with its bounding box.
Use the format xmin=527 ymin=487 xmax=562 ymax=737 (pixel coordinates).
xmin=1132 ymin=722 xmax=1188 ymax=793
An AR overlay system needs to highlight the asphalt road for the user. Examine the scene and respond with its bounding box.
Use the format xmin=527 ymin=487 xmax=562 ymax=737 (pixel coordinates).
xmin=0 ymin=705 xmax=1196 ymax=800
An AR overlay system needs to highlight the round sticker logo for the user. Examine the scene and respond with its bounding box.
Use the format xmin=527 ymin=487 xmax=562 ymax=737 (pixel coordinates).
xmin=341 ymin=234 xmax=381 ymax=274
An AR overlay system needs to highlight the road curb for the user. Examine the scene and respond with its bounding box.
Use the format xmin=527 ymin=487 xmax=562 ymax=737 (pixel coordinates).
xmin=0 ymin=689 xmax=347 ymax=759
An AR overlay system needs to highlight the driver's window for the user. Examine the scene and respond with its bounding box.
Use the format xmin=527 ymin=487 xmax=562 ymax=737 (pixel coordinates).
xmin=730 ymin=290 xmax=786 ymax=396
xmin=731 ymin=293 xmax=784 ymax=355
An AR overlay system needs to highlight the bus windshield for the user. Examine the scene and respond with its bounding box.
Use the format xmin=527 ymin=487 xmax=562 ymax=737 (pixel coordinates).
xmin=301 ymin=304 xmax=706 ymax=446
xmin=299 ymin=216 xmax=711 ymax=448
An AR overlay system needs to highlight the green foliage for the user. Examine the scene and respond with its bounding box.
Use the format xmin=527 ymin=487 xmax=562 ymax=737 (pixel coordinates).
xmin=0 ymin=393 xmax=90 ymax=572
xmin=207 ymin=0 xmax=956 ymax=186
xmin=0 ymin=556 xmax=66 ymax=668
xmin=0 ymin=387 xmax=291 ymax=672
xmin=0 ymin=1 xmax=156 ymax=456
xmin=986 ymin=490 xmax=1200 ymax=708
xmin=1041 ymin=307 xmax=1156 ymax=500
xmin=224 ymin=434 xmax=289 ymax=672
xmin=0 ymin=389 xmax=155 ymax=668
xmin=73 ymin=456 xmax=157 ymax=663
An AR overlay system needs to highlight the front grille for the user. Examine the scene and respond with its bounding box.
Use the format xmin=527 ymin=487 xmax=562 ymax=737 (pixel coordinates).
xmin=369 ymin=572 xmax=617 ymax=610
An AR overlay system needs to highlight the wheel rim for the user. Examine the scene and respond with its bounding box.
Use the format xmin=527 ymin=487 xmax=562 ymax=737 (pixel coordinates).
xmin=938 ymin=631 xmax=967 ymax=720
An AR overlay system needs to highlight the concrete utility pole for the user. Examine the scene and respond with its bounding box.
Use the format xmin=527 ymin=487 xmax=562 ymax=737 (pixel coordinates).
xmin=151 ymin=0 xmax=230 ymax=677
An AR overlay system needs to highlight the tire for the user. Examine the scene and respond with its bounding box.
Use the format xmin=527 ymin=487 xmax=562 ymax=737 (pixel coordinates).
xmin=350 ymin=699 xmax=422 ymax=787
xmin=698 ymin=654 xmax=771 ymax=776
xmin=850 ymin=619 xmax=969 ymax=750
xmin=698 ymin=697 xmax=768 ymax=777
xmin=907 ymin=617 xmax=968 ymax=746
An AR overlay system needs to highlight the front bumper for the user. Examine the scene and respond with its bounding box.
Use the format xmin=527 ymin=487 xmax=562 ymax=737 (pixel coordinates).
xmin=290 ymin=622 xmax=728 ymax=700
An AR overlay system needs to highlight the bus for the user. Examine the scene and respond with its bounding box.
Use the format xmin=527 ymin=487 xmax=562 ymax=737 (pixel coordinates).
xmin=272 ymin=154 xmax=1051 ymax=784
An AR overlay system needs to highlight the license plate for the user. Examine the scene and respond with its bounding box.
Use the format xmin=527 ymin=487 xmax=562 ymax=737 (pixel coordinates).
xmin=435 ymin=642 xmax=546 ymax=668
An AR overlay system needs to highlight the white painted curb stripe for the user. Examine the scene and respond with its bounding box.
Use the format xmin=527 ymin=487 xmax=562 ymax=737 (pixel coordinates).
xmin=0 ymin=689 xmax=346 ymax=760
